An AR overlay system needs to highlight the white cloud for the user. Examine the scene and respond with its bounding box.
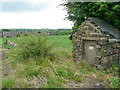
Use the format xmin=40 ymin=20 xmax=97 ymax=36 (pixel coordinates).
xmin=1 ymin=0 xmax=53 ymax=3
xmin=0 ymin=0 xmax=73 ymax=29
xmin=0 ymin=3 xmax=2 ymax=14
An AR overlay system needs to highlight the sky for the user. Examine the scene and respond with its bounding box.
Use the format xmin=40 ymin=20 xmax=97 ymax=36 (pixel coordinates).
xmin=0 ymin=0 xmax=73 ymax=29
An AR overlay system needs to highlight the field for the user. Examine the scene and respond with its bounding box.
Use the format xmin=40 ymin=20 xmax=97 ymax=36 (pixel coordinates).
xmin=1 ymin=35 xmax=72 ymax=51
xmin=1 ymin=35 xmax=119 ymax=88
xmin=47 ymin=35 xmax=72 ymax=51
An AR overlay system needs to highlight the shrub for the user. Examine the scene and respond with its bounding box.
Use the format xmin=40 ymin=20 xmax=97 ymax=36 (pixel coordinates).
xmin=16 ymin=32 xmax=20 ymax=37
xmin=54 ymin=31 xmax=72 ymax=35
xmin=8 ymin=33 xmax=53 ymax=61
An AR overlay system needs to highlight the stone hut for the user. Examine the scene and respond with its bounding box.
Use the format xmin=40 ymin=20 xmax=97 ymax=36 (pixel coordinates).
xmin=72 ymin=17 xmax=120 ymax=70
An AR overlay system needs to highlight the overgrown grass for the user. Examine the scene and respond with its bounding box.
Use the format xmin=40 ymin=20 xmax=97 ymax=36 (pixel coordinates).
xmin=43 ymin=76 xmax=64 ymax=88
xmin=2 ymin=76 xmax=29 ymax=88
xmin=2 ymin=33 xmax=96 ymax=88
xmin=2 ymin=34 xmax=74 ymax=88
xmin=3 ymin=47 xmax=97 ymax=88
xmin=2 ymin=77 xmax=15 ymax=88
xmin=2 ymin=34 xmax=119 ymax=88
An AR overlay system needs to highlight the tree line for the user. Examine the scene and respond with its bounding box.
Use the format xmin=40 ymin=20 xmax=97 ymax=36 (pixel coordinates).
xmin=1 ymin=28 xmax=72 ymax=32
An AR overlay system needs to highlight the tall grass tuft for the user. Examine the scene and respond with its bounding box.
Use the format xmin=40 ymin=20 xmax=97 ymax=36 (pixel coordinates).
xmin=8 ymin=33 xmax=53 ymax=61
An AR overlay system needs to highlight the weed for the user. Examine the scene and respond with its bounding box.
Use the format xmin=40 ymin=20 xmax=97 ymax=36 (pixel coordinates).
xmin=109 ymin=76 xmax=119 ymax=88
xmin=74 ymin=76 xmax=84 ymax=82
xmin=2 ymin=77 xmax=15 ymax=88
xmin=43 ymin=76 xmax=64 ymax=88
xmin=56 ymin=66 xmax=84 ymax=82
xmin=24 ymin=67 xmax=40 ymax=77
xmin=108 ymin=60 xmax=119 ymax=88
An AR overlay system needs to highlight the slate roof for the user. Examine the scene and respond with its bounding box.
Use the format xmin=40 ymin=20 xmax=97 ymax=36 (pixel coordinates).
xmin=88 ymin=17 xmax=120 ymax=39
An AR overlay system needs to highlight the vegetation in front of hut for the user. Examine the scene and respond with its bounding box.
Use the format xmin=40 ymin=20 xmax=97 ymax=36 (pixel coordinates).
xmin=2 ymin=34 xmax=119 ymax=88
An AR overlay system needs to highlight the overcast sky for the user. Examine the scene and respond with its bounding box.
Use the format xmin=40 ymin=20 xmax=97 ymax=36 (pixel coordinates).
xmin=0 ymin=0 xmax=73 ymax=29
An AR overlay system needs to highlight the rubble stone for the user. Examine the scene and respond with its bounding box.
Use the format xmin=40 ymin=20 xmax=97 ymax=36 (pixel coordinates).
xmin=72 ymin=18 xmax=119 ymax=70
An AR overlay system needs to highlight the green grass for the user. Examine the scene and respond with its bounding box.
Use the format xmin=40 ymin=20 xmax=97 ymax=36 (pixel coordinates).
xmin=2 ymin=76 xmax=29 ymax=88
xmin=2 ymin=35 xmax=72 ymax=51
xmin=2 ymin=77 xmax=15 ymax=88
xmin=2 ymin=37 xmax=17 ymax=49
xmin=47 ymin=35 xmax=72 ymax=51
xmin=2 ymin=37 xmax=17 ymax=44
xmin=2 ymin=35 xmax=118 ymax=88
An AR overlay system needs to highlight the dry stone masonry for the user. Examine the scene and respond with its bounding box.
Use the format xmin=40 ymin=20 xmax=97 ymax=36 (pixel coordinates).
xmin=72 ymin=17 xmax=120 ymax=70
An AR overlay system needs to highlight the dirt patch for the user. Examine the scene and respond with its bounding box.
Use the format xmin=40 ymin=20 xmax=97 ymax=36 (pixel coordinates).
xmin=64 ymin=78 xmax=104 ymax=88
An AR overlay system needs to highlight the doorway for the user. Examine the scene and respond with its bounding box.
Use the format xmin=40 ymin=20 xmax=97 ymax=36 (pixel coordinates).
xmin=84 ymin=40 xmax=97 ymax=65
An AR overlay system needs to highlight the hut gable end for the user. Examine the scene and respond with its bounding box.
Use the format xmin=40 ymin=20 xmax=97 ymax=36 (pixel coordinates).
xmin=75 ymin=21 xmax=102 ymax=39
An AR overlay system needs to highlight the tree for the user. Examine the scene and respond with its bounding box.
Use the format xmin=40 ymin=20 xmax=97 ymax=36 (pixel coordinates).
xmin=2 ymin=29 xmax=10 ymax=31
xmin=62 ymin=1 xmax=120 ymax=32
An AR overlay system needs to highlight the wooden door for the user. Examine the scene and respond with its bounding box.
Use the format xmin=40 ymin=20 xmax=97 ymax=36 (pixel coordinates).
xmin=84 ymin=40 xmax=97 ymax=65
